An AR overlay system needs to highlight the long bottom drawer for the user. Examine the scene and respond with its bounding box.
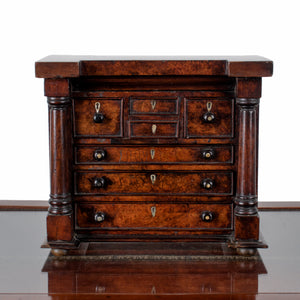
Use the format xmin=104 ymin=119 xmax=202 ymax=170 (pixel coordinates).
xmin=76 ymin=203 xmax=232 ymax=231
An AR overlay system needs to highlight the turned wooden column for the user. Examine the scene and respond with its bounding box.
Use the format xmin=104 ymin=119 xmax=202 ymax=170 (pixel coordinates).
xmin=234 ymin=78 xmax=262 ymax=244
xmin=44 ymin=79 xmax=77 ymax=251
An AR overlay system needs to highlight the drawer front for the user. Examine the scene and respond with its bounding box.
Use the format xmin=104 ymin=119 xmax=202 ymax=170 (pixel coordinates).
xmin=73 ymin=98 xmax=123 ymax=137
xmin=76 ymin=203 xmax=232 ymax=230
xmin=75 ymin=145 xmax=233 ymax=164
xmin=75 ymin=172 xmax=233 ymax=195
xmin=76 ymin=273 xmax=232 ymax=294
xmin=185 ymin=99 xmax=234 ymax=138
xmin=130 ymin=121 xmax=178 ymax=138
xmin=130 ymin=97 xmax=178 ymax=115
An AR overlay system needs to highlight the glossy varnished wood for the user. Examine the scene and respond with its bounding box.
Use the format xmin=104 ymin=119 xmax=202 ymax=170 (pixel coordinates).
xmin=73 ymin=97 xmax=123 ymax=137
xmin=35 ymin=56 xmax=273 ymax=253
xmin=76 ymin=203 xmax=232 ymax=230
xmin=184 ymin=98 xmax=234 ymax=138
xmin=2 ymin=209 xmax=300 ymax=298
xmin=2 ymin=201 xmax=299 ymax=211
xmin=35 ymin=55 xmax=273 ymax=78
xmin=75 ymin=145 xmax=233 ymax=165
xmin=74 ymin=171 xmax=233 ymax=196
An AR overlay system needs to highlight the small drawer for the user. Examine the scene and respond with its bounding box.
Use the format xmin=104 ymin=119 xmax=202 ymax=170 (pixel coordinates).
xmin=130 ymin=97 xmax=178 ymax=115
xmin=75 ymin=145 xmax=233 ymax=164
xmin=76 ymin=203 xmax=233 ymax=230
xmin=73 ymin=98 xmax=123 ymax=137
xmin=74 ymin=171 xmax=233 ymax=196
xmin=185 ymin=99 xmax=234 ymax=138
xmin=129 ymin=121 xmax=178 ymax=138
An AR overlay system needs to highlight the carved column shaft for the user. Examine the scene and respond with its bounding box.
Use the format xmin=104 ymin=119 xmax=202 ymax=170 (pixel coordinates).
xmin=234 ymin=78 xmax=261 ymax=241
xmin=44 ymin=79 xmax=76 ymax=245
xmin=235 ymin=98 xmax=259 ymax=215
xmin=48 ymin=97 xmax=72 ymax=215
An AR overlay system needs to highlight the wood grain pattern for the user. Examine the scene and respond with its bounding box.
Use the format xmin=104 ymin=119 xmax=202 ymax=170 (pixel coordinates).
xmin=73 ymin=98 xmax=123 ymax=137
xmin=129 ymin=121 xmax=179 ymax=138
xmin=75 ymin=145 xmax=233 ymax=165
xmin=35 ymin=56 xmax=272 ymax=253
xmin=185 ymin=99 xmax=234 ymax=138
xmin=35 ymin=55 xmax=273 ymax=78
xmin=74 ymin=171 xmax=233 ymax=196
xmin=76 ymin=203 xmax=232 ymax=230
xmin=130 ymin=97 xmax=178 ymax=114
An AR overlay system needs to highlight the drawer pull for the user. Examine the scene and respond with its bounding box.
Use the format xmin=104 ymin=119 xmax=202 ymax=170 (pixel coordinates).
xmin=202 ymin=149 xmax=215 ymax=159
xmin=95 ymin=212 xmax=105 ymax=222
xmin=202 ymin=178 xmax=214 ymax=190
xmin=201 ymin=211 xmax=214 ymax=222
xmin=152 ymin=124 xmax=157 ymax=134
xmin=93 ymin=102 xmax=105 ymax=123
xmin=203 ymin=112 xmax=215 ymax=123
xmin=93 ymin=177 xmax=106 ymax=188
xmin=150 ymin=174 xmax=157 ymax=184
xmin=94 ymin=149 xmax=106 ymax=161
xmin=202 ymin=101 xmax=215 ymax=123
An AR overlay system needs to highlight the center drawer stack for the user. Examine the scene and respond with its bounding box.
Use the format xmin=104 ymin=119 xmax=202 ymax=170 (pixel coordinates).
xmin=71 ymin=77 xmax=236 ymax=241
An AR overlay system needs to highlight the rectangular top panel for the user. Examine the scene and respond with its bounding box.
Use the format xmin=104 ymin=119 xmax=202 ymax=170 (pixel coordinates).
xmin=35 ymin=55 xmax=273 ymax=78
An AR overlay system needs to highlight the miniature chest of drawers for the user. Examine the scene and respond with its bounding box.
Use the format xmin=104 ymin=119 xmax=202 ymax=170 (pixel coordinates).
xmin=35 ymin=56 xmax=273 ymax=256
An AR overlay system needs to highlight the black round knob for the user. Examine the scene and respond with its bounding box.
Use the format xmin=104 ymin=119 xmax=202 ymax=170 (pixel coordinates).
xmin=202 ymin=178 xmax=214 ymax=190
xmin=94 ymin=212 xmax=105 ymax=223
xmin=93 ymin=112 xmax=105 ymax=123
xmin=202 ymin=149 xmax=215 ymax=159
xmin=202 ymin=112 xmax=215 ymax=123
xmin=201 ymin=211 xmax=214 ymax=222
xmin=93 ymin=177 xmax=106 ymax=188
xmin=94 ymin=149 xmax=106 ymax=161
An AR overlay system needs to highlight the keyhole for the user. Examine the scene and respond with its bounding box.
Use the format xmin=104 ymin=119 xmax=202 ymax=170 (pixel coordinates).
xmin=150 ymin=174 xmax=156 ymax=184
xmin=151 ymin=206 xmax=156 ymax=217
xmin=95 ymin=102 xmax=101 ymax=113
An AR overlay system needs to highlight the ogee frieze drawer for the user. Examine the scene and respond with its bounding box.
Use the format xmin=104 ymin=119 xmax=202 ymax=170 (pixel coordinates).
xmin=74 ymin=171 xmax=233 ymax=195
xmin=130 ymin=97 xmax=179 ymax=114
xmin=185 ymin=99 xmax=234 ymax=138
xmin=73 ymin=98 xmax=123 ymax=137
xmin=75 ymin=145 xmax=233 ymax=164
xmin=76 ymin=203 xmax=233 ymax=230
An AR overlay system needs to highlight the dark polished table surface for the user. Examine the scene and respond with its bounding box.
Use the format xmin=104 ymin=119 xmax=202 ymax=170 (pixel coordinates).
xmin=0 ymin=205 xmax=300 ymax=299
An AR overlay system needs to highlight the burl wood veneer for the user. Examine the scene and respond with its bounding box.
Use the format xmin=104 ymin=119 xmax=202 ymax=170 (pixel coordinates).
xmin=35 ymin=56 xmax=273 ymax=255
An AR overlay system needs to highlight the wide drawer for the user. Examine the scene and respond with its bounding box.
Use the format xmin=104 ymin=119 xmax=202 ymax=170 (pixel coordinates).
xmin=129 ymin=97 xmax=179 ymax=115
xmin=75 ymin=145 xmax=233 ymax=164
xmin=73 ymin=97 xmax=123 ymax=137
xmin=76 ymin=203 xmax=233 ymax=230
xmin=74 ymin=171 xmax=233 ymax=195
xmin=129 ymin=121 xmax=178 ymax=138
xmin=185 ymin=98 xmax=234 ymax=138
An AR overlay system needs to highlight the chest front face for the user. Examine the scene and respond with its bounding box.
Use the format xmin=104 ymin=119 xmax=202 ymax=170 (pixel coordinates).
xmin=36 ymin=56 xmax=272 ymax=255
xmin=69 ymin=76 xmax=236 ymax=240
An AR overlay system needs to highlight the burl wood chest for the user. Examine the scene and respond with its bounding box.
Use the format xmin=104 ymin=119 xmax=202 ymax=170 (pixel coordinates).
xmin=35 ymin=56 xmax=273 ymax=256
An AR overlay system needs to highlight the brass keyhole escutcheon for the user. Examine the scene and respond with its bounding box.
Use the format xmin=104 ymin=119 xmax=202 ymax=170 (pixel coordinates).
xmin=95 ymin=102 xmax=101 ymax=113
xmin=151 ymin=100 xmax=156 ymax=110
xmin=207 ymin=101 xmax=212 ymax=112
xmin=152 ymin=124 xmax=157 ymax=134
xmin=93 ymin=102 xmax=105 ymax=123
xmin=150 ymin=149 xmax=155 ymax=160
xmin=151 ymin=206 xmax=156 ymax=217
xmin=150 ymin=174 xmax=156 ymax=184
